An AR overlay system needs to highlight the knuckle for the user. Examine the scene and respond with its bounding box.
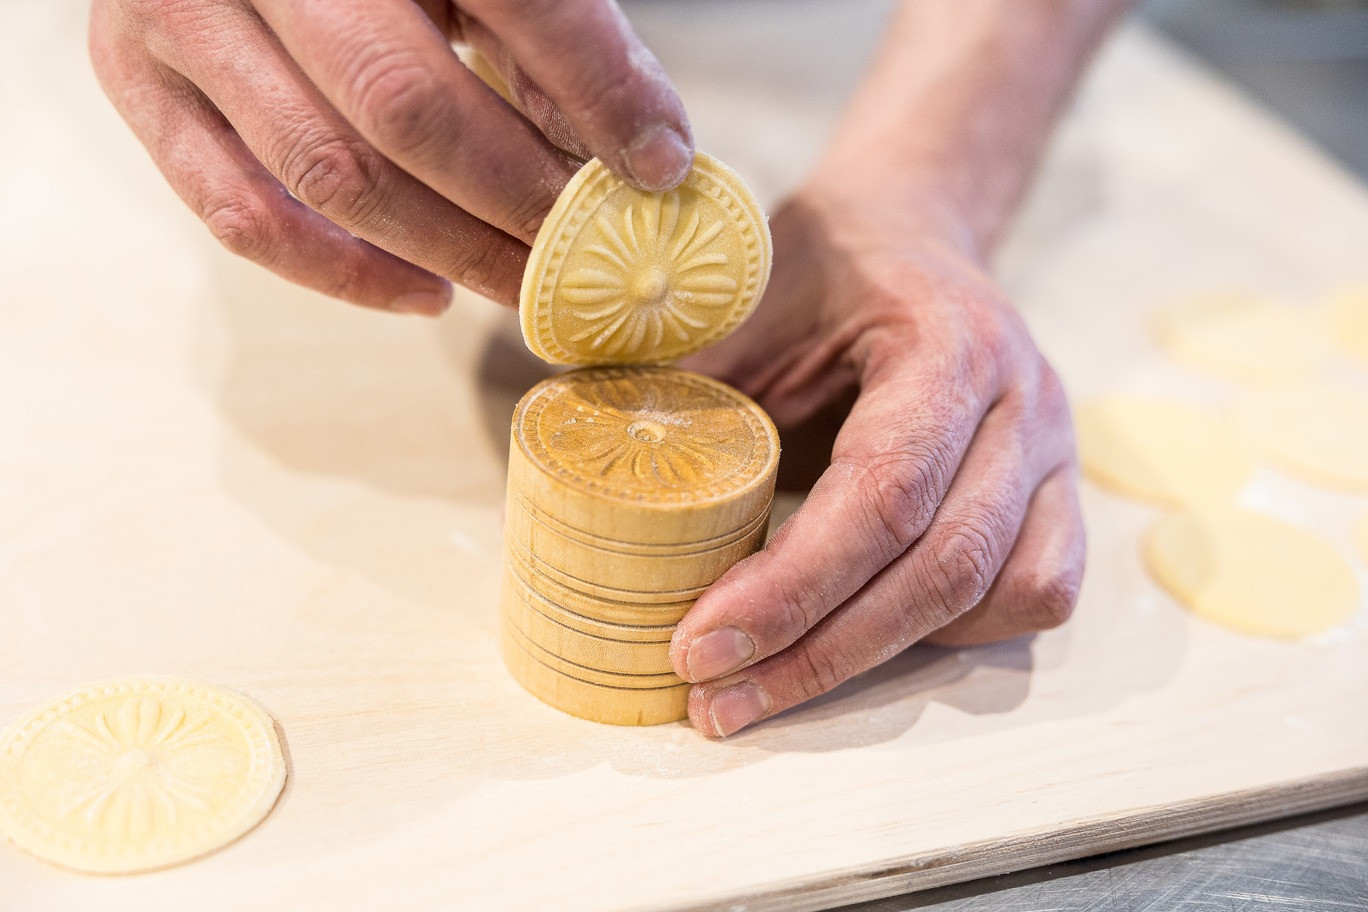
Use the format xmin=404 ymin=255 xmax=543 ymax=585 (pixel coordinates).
xmin=504 ymin=189 xmax=554 ymax=243
xmin=1036 ymin=361 xmax=1069 ymax=416
xmin=767 ymin=586 xmax=819 ymax=643
xmin=351 ymin=53 xmax=447 ymax=156
xmin=443 ymin=239 xmax=513 ymax=298
xmin=846 ymin=444 xmax=952 ymax=555
xmin=923 ymin=523 xmax=996 ymax=621
xmin=791 ymin=646 xmax=849 ymax=703
xmin=564 ymin=56 xmax=640 ymax=130
xmin=1021 ymin=568 xmax=1081 ymax=631
xmin=282 ymin=137 xmax=383 ymax=227
xmin=202 ymin=193 xmax=275 ymax=265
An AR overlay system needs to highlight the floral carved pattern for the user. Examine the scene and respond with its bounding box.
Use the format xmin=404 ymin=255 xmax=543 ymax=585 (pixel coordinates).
xmin=557 ymin=190 xmax=741 ymax=359
xmin=543 ymin=374 xmax=758 ymax=491
xmin=47 ymin=695 xmax=239 ymax=842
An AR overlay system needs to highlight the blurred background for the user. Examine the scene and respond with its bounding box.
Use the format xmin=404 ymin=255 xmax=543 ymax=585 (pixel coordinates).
xmin=1142 ymin=0 xmax=1368 ymax=179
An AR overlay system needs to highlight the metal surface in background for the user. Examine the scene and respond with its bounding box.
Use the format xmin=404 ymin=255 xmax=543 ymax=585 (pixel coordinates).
xmin=838 ymin=801 xmax=1368 ymax=911
xmin=1143 ymin=0 xmax=1368 ymax=179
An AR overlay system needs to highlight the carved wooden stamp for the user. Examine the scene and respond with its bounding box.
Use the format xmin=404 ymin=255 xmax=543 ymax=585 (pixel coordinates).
xmin=502 ymin=153 xmax=777 ymax=725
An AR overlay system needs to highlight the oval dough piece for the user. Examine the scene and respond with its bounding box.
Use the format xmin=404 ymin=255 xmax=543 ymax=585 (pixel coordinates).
xmin=1237 ymin=382 xmax=1368 ymax=492
xmin=1143 ymin=507 xmax=1359 ymax=639
xmin=1154 ymin=292 xmax=1329 ymax=384
xmin=521 ymin=151 xmax=771 ymax=365
xmin=1075 ymin=396 xmax=1254 ymax=507
xmin=0 ymin=678 xmax=286 ymax=874
xmin=1329 ymin=286 xmax=1368 ymax=366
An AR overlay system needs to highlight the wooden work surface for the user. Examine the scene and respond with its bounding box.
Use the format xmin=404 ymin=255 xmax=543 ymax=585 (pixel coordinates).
xmin=2 ymin=2 xmax=1366 ymax=909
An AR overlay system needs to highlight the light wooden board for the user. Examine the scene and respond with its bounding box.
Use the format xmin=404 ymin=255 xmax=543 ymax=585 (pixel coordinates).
xmin=1 ymin=2 xmax=1366 ymax=910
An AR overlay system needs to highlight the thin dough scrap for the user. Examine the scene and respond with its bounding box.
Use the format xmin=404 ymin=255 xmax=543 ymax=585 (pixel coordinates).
xmin=1144 ymin=507 xmax=1359 ymax=639
xmin=1237 ymin=381 xmax=1368 ymax=492
xmin=0 ymin=677 xmax=286 ymax=874
xmin=1154 ymin=292 xmax=1330 ymax=384
xmin=1076 ymin=396 xmax=1254 ymax=507
xmin=1356 ymin=513 xmax=1368 ymax=566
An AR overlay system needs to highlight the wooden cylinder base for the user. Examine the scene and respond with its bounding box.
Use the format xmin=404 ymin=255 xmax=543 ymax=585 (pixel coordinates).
xmin=501 ymin=567 xmax=676 ymax=675
xmin=500 ymin=365 xmax=779 ymax=726
xmin=506 ymin=485 xmax=770 ymax=594
xmin=501 ymin=628 xmax=690 ymax=726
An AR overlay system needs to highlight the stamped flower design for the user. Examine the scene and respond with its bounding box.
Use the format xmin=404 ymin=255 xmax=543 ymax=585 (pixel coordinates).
xmin=48 ymin=695 xmax=238 ymax=842
xmin=558 ymin=190 xmax=741 ymax=359
xmin=546 ymin=376 xmax=752 ymax=489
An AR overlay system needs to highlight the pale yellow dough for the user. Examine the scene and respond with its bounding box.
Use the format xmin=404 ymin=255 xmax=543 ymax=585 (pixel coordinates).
xmin=459 ymin=47 xmax=514 ymax=105
xmin=1238 ymin=382 xmax=1368 ymax=492
xmin=0 ymin=678 xmax=286 ymax=874
xmin=1329 ymin=286 xmax=1368 ymax=366
xmin=520 ymin=152 xmax=771 ymax=366
xmin=1144 ymin=507 xmax=1359 ymax=639
xmin=1356 ymin=514 xmax=1368 ymax=566
xmin=1076 ymin=396 xmax=1254 ymax=507
xmin=1154 ymin=292 xmax=1329 ymax=384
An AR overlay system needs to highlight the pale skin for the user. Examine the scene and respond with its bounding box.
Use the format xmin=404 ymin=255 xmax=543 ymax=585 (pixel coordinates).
xmin=91 ymin=0 xmax=1135 ymax=737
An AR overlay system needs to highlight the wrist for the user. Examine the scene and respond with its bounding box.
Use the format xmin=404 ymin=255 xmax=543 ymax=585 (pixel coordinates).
xmin=797 ymin=161 xmax=988 ymax=267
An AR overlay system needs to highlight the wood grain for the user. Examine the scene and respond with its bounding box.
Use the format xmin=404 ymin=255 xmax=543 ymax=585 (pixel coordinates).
xmin=1 ymin=3 xmax=1366 ymax=910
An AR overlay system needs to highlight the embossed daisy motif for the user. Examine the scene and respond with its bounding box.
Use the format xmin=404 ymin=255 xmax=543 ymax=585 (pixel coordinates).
xmin=545 ymin=373 xmax=758 ymax=490
xmin=48 ymin=695 xmax=236 ymax=840
xmin=0 ymin=678 xmax=286 ymax=874
xmin=558 ymin=191 xmax=740 ymax=358
xmin=521 ymin=152 xmax=771 ymax=365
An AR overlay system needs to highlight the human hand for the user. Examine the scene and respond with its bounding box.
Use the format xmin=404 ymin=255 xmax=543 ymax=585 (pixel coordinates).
xmin=671 ymin=182 xmax=1085 ymax=737
xmin=89 ymin=0 xmax=691 ymax=313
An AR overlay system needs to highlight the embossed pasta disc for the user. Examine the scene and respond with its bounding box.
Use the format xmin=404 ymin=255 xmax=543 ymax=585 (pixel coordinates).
xmin=520 ymin=151 xmax=771 ymax=365
xmin=0 ymin=677 xmax=286 ymax=874
xmin=511 ymin=367 xmax=779 ymax=535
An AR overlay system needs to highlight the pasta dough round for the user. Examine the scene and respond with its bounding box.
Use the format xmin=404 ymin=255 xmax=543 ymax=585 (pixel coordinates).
xmin=0 ymin=678 xmax=286 ymax=874
xmin=1144 ymin=507 xmax=1359 ymax=639
xmin=1076 ymin=396 xmax=1254 ymax=507
xmin=520 ymin=152 xmax=771 ymax=365
xmin=1154 ymin=293 xmax=1329 ymax=384
xmin=1329 ymin=287 xmax=1368 ymax=366
xmin=1238 ymin=382 xmax=1368 ymax=492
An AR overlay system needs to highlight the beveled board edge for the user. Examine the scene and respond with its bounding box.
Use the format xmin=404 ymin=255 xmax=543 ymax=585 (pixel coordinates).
xmin=634 ymin=767 xmax=1368 ymax=912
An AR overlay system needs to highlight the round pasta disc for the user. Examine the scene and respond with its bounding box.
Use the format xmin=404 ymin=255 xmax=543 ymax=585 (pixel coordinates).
xmin=520 ymin=151 xmax=771 ymax=365
xmin=1237 ymin=382 xmax=1368 ymax=492
xmin=0 ymin=678 xmax=286 ymax=875
xmin=1153 ymin=292 xmax=1329 ymax=384
xmin=1143 ymin=507 xmax=1359 ymax=639
xmin=1075 ymin=396 xmax=1254 ymax=507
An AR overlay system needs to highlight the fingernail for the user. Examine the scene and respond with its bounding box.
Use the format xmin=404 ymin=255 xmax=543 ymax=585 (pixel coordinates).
xmin=389 ymin=289 xmax=452 ymax=316
xmin=623 ymin=124 xmax=693 ymax=191
xmin=708 ymin=682 xmax=771 ymax=738
xmin=685 ymin=626 xmax=755 ymax=682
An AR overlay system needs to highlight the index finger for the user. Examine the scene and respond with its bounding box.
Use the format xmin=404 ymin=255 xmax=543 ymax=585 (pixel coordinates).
xmin=463 ymin=0 xmax=694 ymax=191
xmin=670 ymin=358 xmax=993 ymax=683
xmin=256 ymin=0 xmax=578 ymax=244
